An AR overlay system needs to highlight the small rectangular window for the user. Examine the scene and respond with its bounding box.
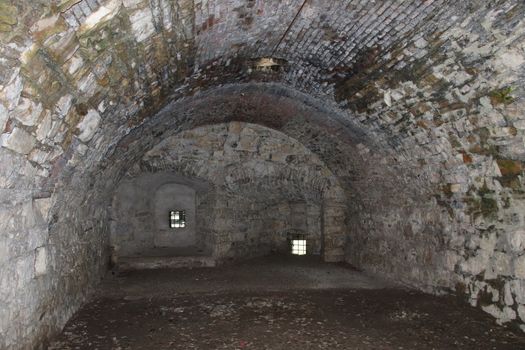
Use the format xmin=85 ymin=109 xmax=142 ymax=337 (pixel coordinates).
xmin=291 ymin=239 xmax=306 ymax=255
xmin=170 ymin=210 xmax=186 ymax=228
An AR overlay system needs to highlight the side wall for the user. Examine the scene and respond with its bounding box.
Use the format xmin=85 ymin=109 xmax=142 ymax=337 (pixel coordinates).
xmin=110 ymin=173 xmax=209 ymax=256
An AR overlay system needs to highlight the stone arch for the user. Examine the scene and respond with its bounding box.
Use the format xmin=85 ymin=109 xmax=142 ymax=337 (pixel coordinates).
xmin=127 ymin=121 xmax=349 ymax=261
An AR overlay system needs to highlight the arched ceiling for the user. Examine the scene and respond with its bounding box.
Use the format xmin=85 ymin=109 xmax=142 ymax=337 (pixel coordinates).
xmin=1 ymin=2 xmax=525 ymax=347
xmin=0 ymin=0 xmax=522 ymax=281
xmin=0 ymin=0 xmax=522 ymax=195
xmin=0 ymin=0 xmax=523 ymax=294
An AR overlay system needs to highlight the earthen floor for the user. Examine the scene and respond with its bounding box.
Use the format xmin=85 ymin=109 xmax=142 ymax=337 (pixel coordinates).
xmin=49 ymin=256 xmax=525 ymax=349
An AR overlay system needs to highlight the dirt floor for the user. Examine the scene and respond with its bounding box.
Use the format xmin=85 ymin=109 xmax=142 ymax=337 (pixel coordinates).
xmin=48 ymin=256 xmax=525 ymax=350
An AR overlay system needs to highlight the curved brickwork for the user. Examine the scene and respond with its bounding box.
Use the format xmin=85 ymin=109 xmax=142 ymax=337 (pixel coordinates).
xmin=0 ymin=0 xmax=524 ymax=348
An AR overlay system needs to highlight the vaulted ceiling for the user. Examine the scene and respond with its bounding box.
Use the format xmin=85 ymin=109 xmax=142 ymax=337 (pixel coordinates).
xmin=1 ymin=1 xmax=524 ymax=348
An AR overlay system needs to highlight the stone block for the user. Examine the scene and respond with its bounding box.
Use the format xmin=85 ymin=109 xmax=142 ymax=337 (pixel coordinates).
xmin=15 ymin=254 xmax=34 ymax=289
xmin=519 ymin=305 xmax=525 ymax=322
xmin=485 ymin=252 xmax=512 ymax=279
xmin=1 ymin=128 xmax=36 ymax=155
xmin=515 ymin=255 xmax=525 ymax=279
xmin=0 ymin=103 xmax=7 ymax=132
xmin=76 ymin=109 xmax=101 ymax=142
xmin=129 ymin=8 xmax=156 ymax=43
xmin=35 ymin=112 xmax=53 ymax=141
xmin=11 ymin=98 xmax=43 ymax=126
xmin=507 ymin=230 xmax=525 ymax=252
xmin=33 ymin=197 xmax=52 ymax=223
xmin=81 ymin=0 xmax=121 ymax=31
xmin=504 ymin=282 xmax=514 ymax=306
xmin=55 ymin=94 xmax=74 ymax=118
xmin=481 ymin=304 xmax=516 ymax=324
xmin=34 ymin=246 xmax=47 ymax=277
xmin=510 ymin=280 xmax=525 ymax=304
xmin=5 ymin=74 xmax=22 ymax=110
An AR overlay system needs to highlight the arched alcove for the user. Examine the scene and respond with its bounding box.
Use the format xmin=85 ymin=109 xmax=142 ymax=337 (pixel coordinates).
xmin=153 ymin=182 xmax=196 ymax=248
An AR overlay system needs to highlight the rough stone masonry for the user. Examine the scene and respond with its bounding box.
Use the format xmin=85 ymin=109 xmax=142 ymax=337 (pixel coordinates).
xmin=0 ymin=0 xmax=524 ymax=349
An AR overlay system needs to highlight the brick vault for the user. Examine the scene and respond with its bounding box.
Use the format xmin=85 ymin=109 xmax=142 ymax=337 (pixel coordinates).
xmin=0 ymin=0 xmax=524 ymax=348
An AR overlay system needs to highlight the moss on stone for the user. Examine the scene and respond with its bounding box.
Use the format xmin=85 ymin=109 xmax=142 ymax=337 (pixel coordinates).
xmin=496 ymin=159 xmax=522 ymax=177
xmin=0 ymin=1 xmax=18 ymax=27
xmin=464 ymin=183 xmax=499 ymax=220
xmin=490 ymin=87 xmax=514 ymax=105
xmin=496 ymin=159 xmax=523 ymax=190
xmin=480 ymin=196 xmax=498 ymax=218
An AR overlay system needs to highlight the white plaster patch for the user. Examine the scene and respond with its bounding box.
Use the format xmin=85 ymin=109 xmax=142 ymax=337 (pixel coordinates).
xmin=97 ymin=101 xmax=106 ymax=113
xmin=20 ymin=44 xmax=37 ymax=65
xmin=511 ymin=280 xmax=525 ymax=304
xmin=444 ymin=250 xmax=460 ymax=271
xmin=77 ymin=109 xmax=101 ymax=142
xmin=485 ymin=252 xmax=512 ymax=279
xmin=482 ymin=304 xmax=516 ymax=324
xmin=0 ymin=237 xmax=9 ymax=265
xmin=16 ymin=254 xmax=34 ymax=288
xmin=504 ymin=282 xmax=514 ymax=306
xmin=29 ymin=149 xmax=50 ymax=165
xmin=459 ymin=251 xmax=489 ymax=276
xmin=160 ymin=0 xmax=172 ymax=29
xmin=449 ymin=184 xmax=461 ymax=193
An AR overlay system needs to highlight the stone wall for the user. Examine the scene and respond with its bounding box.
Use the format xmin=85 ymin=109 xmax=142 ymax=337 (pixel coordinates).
xmin=0 ymin=0 xmax=524 ymax=348
xmin=110 ymin=172 xmax=209 ymax=256
xmin=131 ymin=122 xmax=344 ymax=260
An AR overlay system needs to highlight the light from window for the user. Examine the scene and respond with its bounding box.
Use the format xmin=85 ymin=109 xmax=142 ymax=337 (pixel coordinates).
xmin=170 ymin=210 xmax=186 ymax=228
xmin=291 ymin=239 xmax=306 ymax=255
